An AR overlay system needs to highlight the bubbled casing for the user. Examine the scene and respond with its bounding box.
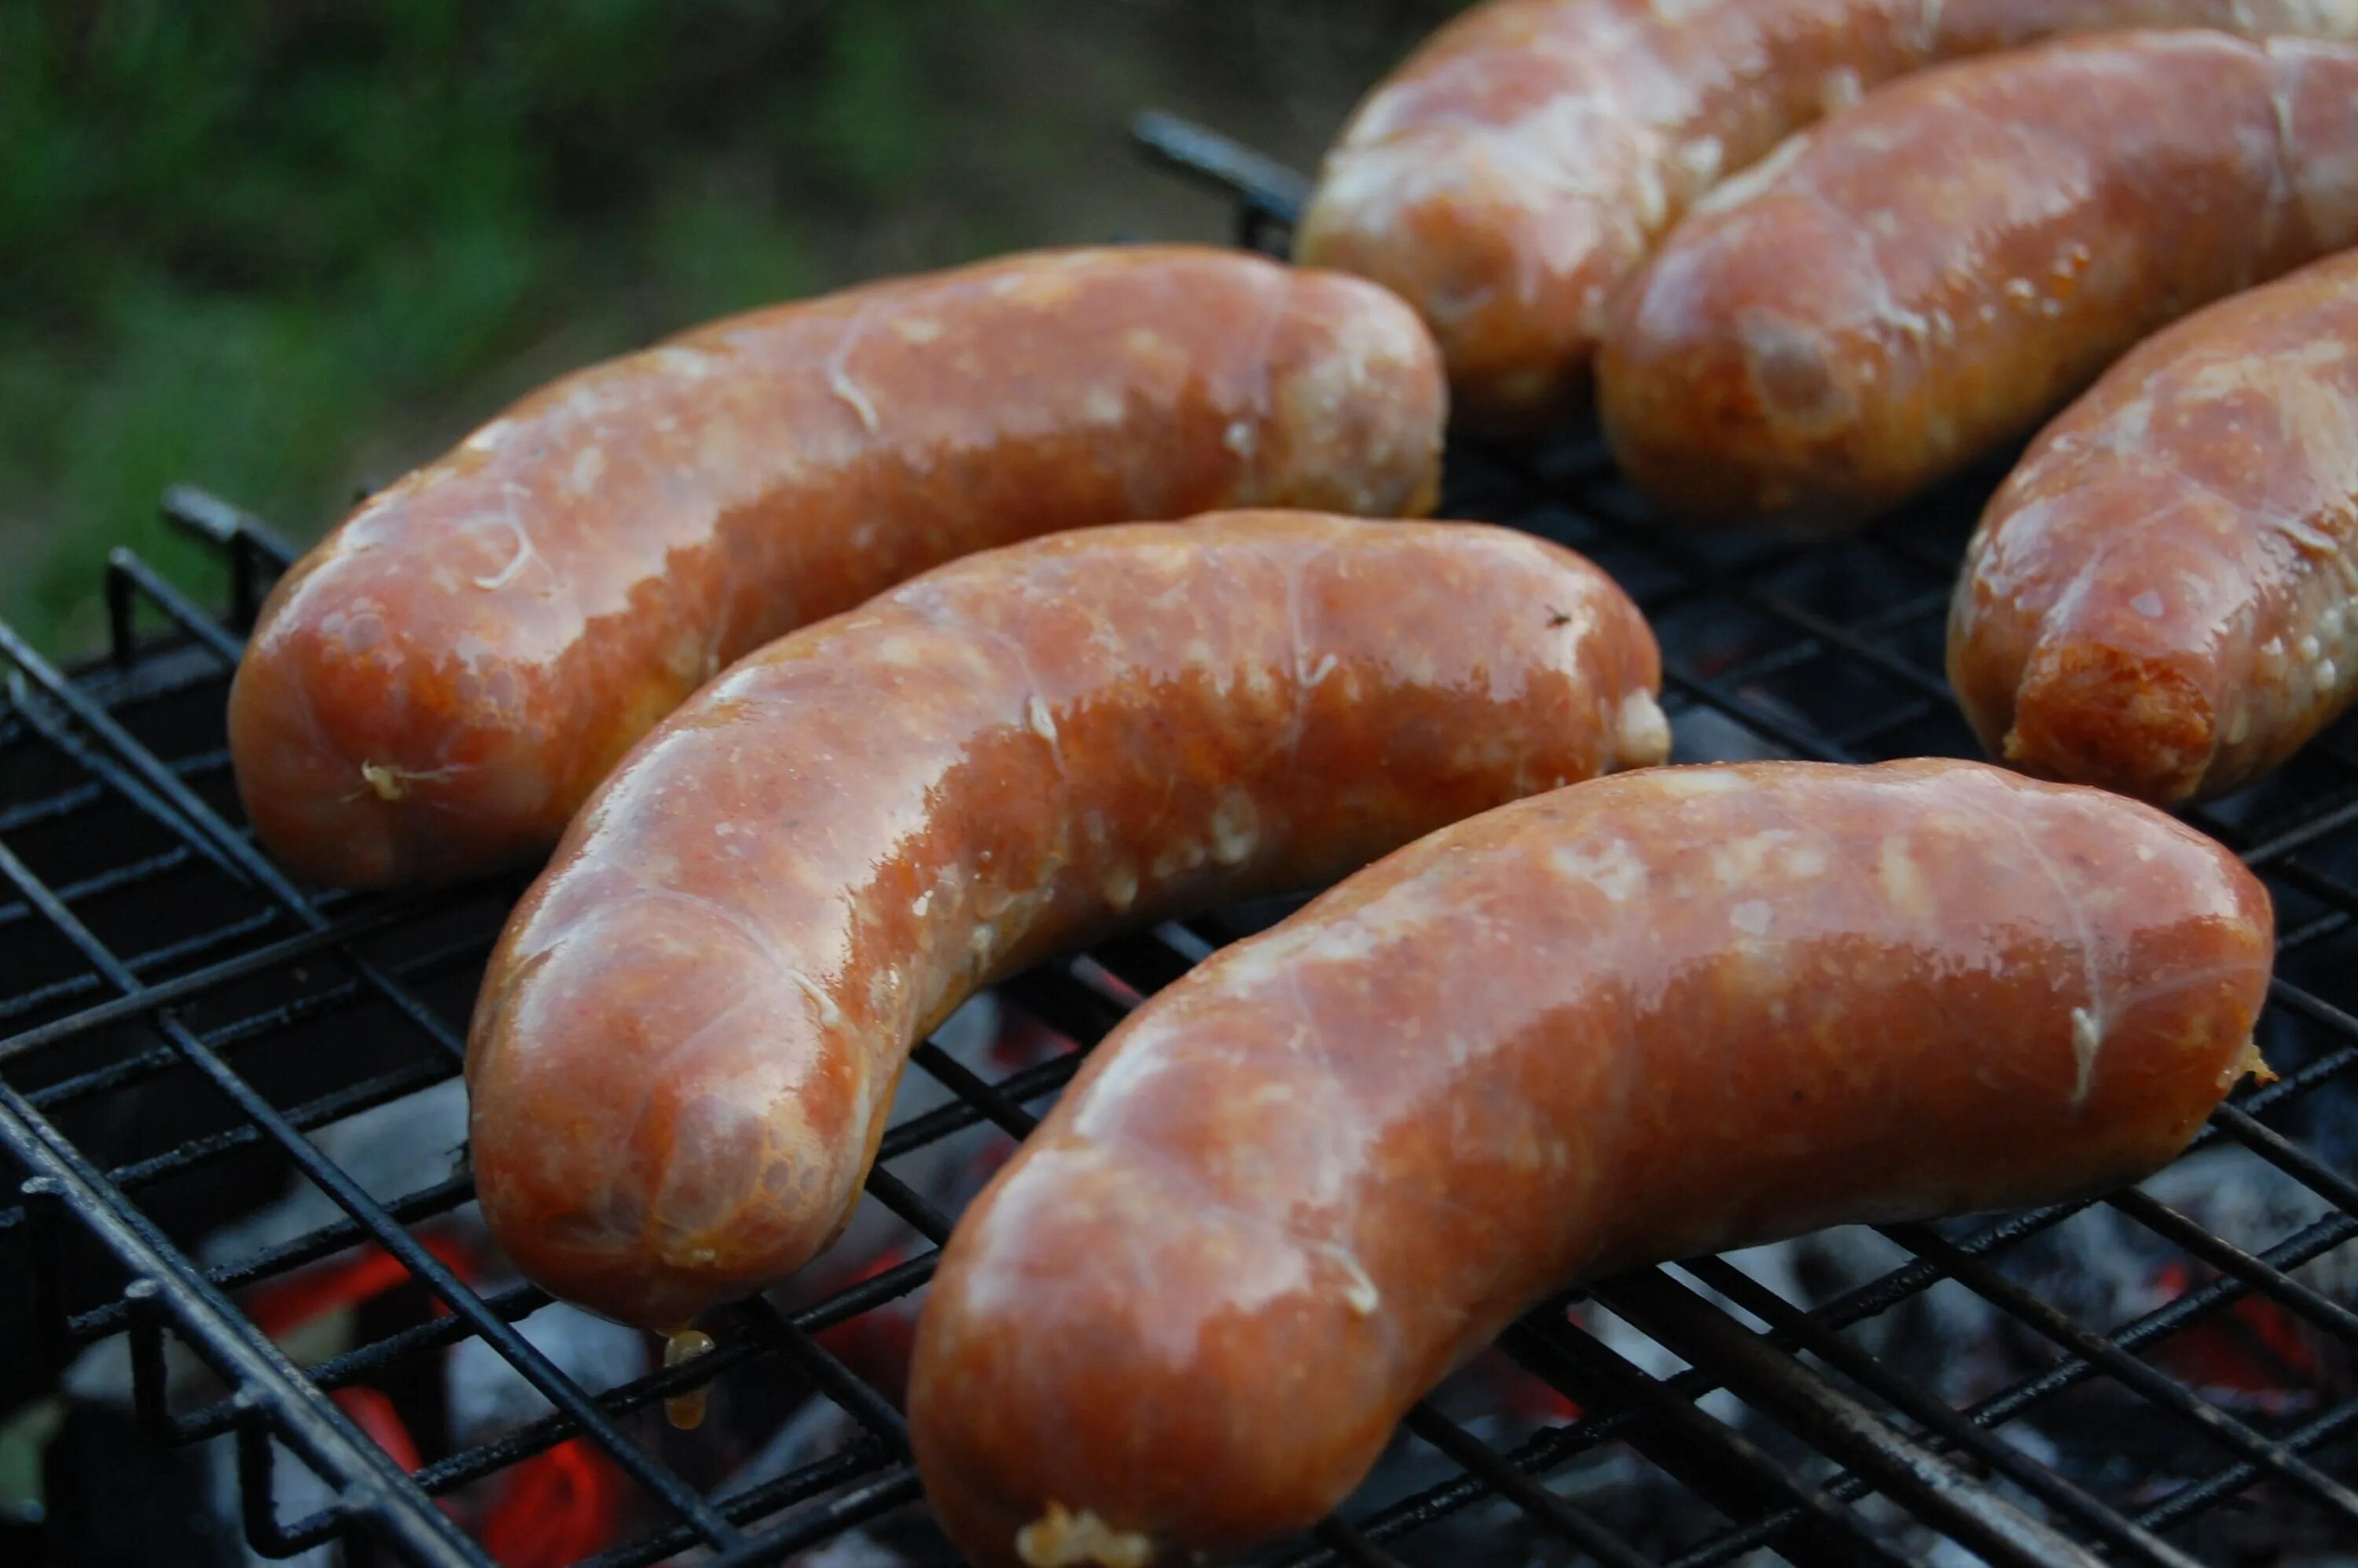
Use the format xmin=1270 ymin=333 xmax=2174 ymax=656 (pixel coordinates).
xmin=1296 ymin=1 xmax=2358 ymax=435
xmin=1600 ymin=31 xmax=2358 ymax=529
xmin=230 ymin=248 xmax=1445 ymax=887
xmin=1953 ymin=251 xmax=2358 ymax=803
xmin=465 ymin=512 xmax=1666 ymax=1333
xmin=912 ymin=759 xmax=2272 ymax=1567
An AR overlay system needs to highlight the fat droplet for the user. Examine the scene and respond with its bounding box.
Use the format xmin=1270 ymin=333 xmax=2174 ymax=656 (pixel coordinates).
xmin=1208 ymin=791 xmax=1259 ymax=867
xmin=2070 ymin=1007 xmax=2103 ymax=1110
xmin=360 ymin=762 xmax=405 ymax=802
xmin=663 ymin=1329 xmax=717 ymax=1430
xmin=1016 ymin=1504 xmax=1155 ymax=1568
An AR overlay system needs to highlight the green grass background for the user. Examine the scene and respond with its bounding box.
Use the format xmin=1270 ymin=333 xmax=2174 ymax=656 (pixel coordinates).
xmin=3 ymin=0 xmax=1446 ymax=655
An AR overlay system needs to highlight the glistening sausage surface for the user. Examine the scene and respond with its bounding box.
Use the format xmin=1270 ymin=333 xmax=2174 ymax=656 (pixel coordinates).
xmin=1599 ymin=31 xmax=2358 ymax=530
xmin=1295 ymin=1 xmax=2358 ymax=435
xmin=909 ymin=758 xmax=2273 ymax=1567
xmin=229 ymin=247 xmax=1445 ymax=889
xmin=465 ymin=512 xmax=1667 ymax=1332
xmin=1952 ymin=252 xmax=2358 ymax=805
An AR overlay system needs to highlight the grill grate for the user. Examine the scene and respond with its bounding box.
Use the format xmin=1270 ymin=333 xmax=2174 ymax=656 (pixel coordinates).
xmin=4 ymin=116 xmax=2356 ymax=1567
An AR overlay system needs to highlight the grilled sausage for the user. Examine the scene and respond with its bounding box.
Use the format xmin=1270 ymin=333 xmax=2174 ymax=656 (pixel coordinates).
xmin=1295 ymin=2 xmax=2358 ymax=436
xmin=909 ymin=758 xmax=2274 ymax=1567
xmin=1951 ymin=252 xmax=2358 ymax=805
xmin=228 ymin=248 xmax=1445 ymax=890
xmin=1598 ymin=31 xmax=2358 ymax=531
xmin=465 ymin=512 xmax=1667 ymax=1332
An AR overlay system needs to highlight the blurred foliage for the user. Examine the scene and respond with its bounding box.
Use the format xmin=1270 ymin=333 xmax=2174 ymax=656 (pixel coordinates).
xmin=1 ymin=0 xmax=1000 ymax=650
xmin=0 ymin=0 xmax=1441 ymax=654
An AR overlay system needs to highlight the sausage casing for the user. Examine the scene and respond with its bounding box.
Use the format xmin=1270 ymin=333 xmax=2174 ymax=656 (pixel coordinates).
xmin=1598 ymin=31 xmax=2358 ymax=529
xmin=1296 ymin=2 xmax=2358 ymax=435
xmin=909 ymin=758 xmax=2272 ymax=1566
xmin=229 ymin=248 xmax=1445 ymax=888
xmin=465 ymin=512 xmax=1666 ymax=1332
xmin=1952 ymin=252 xmax=2358 ymax=804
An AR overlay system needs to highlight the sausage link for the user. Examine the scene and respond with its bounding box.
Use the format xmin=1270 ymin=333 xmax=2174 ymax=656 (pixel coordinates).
xmin=909 ymin=758 xmax=2272 ymax=1566
xmin=229 ymin=248 xmax=1444 ymax=889
xmin=1296 ymin=2 xmax=2358 ymax=435
xmin=465 ymin=512 xmax=1666 ymax=1332
xmin=1951 ymin=252 xmax=2358 ymax=804
xmin=1598 ymin=31 xmax=2358 ymax=530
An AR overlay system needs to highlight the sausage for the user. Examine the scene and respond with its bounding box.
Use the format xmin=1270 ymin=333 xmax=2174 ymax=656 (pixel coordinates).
xmin=227 ymin=247 xmax=1445 ymax=890
xmin=909 ymin=758 xmax=2273 ymax=1567
xmin=1597 ymin=31 xmax=2358 ymax=531
xmin=1295 ymin=2 xmax=2358 ymax=436
xmin=464 ymin=512 xmax=1667 ymax=1332
xmin=1950 ymin=252 xmax=2358 ymax=805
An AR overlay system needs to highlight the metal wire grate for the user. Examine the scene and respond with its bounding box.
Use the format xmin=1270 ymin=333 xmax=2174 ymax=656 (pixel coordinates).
xmin=4 ymin=116 xmax=2355 ymax=1567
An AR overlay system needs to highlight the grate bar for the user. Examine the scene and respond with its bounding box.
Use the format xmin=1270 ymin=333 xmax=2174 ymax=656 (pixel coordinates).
xmin=1496 ymin=1313 xmax=1912 ymax=1568
xmin=573 ymin=1442 xmax=894 ymax=1568
xmin=160 ymin=483 xmax=296 ymax=627
xmin=736 ymin=1297 xmax=909 ymax=1454
xmin=1310 ymin=1517 xmax=1412 ymax=1568
xmin=21 ymin=925 xmax=488 ymax=1125
xmin=0 ymin=845 xmax=194 ymax=931
xmin=1594 ymin=1268 xmax=2112 ymax=1568
xmin=68 ymin=1170 xmax=479 ymax=1352
xmin=0 ymin=815 xmax=742 ymax=1550
xmin=1340 ymin=1181 xmax=2358 ymax=1568
xmin=703 ymin=1467 xmax=925 ymax=1566
xmin=0 ymin=747 xmax=230 ymax=839
xmin=1885 ymin=1222 xmax=2358 ymax=1524
xmin=1677 ymin=1254 xmax=2202 ymax=1568
xmin=0 ymin=619 xmax=468 ymax=1063
xmin=0 ymin=883 xmax=425 ymax=1065
xmin=108 ymin=547 xmax=247 ymax=669
xmin=1129 ymin=109 xmax=1306 ymax=249
xmin=907 ymin=1038 xmax=1046 ymax=1144
xmin=6 ymin=1133 xmax=487 ymax=1565
xmin=35 ymin=1053 xmax=457 ymax=1234
xmin=1399 ymin=1405 xmax=1655 ymax=1568
xmin=2210 ymin=1100 xmax=2358 ymax=1214
xmin=2108 ymin=1187 xmax=2358 ymax=1342
xmin=863 ymin=1163 xmax=955 ymax=1244
xmin=2133 ymin=1394 xmax=2358 ymax=1534
xmin=6 ymin=670 xmax=252 ymax=888
xmin=2214 ymin=790 xmax=2358 ymax=868
xmin=296 ymin=1250 xmax=946 ymax=1511
xmin=162 ymin=1026 xmax=744 ymax=1545
xmin=876 ymin=1046 xmax=1082 ymax=1160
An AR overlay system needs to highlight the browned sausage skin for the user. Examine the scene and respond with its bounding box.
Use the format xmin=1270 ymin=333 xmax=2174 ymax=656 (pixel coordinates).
xmin=1598 ymin=31 xmax=2358 ymax=531
xmin=229 ymin=248 xmax=1445 ymax=889
xmin=1952 ymin=252 xmax=2358 ymax=805
xmin=909 ymin=759 xmax=2273 ymax=1566
xmin=465 ymin=512 xmax=1666 ymax=1333
xmin=1296 ymin=2 xmax=2358 ymax=436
